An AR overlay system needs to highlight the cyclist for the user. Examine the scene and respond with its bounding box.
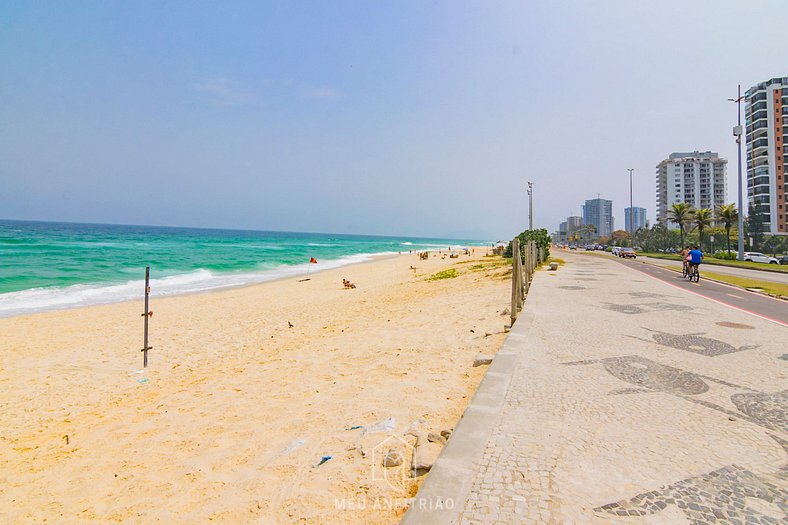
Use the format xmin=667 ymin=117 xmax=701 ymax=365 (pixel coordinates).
xmin=680 ymin=246 xmax=691 ymax=275
xmin=687 ymin=245 xmax=703 ymax=278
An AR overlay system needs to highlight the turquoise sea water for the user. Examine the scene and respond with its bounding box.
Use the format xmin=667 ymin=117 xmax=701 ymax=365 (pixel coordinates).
xmin=0 ymin=220 xmax=488 ymax=317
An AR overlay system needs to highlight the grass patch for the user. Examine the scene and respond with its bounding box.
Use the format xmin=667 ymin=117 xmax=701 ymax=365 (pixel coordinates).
xmin=654 ymin=263 xmax=788 ymax=297
xmin=426 ymin=268 xmax=459 ymax=281
xmin=548 ymin=257 xmax=566 ymax=265
xmin=447 ymin=256 xmax=516 ymax=279
xmin=459 ymin=257 xmax=512 ymax=269
xmin=700 ymin=271 xmax=788 ymax=297
xmin=451 ymin=259 xmax=477 ymax=265
xmin=486 ymin=257 xmax=512 ymax=267
xmin=640 ymin=252 xmax=788 ymax=273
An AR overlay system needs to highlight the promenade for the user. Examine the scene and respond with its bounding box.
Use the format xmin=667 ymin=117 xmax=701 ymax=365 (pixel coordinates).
xmin=403 ymin=251 xmax=787 ymax=524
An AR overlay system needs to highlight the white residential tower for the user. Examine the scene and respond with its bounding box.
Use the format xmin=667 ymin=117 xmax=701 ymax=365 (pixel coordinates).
xmin=656 ymin=151 xmax=727 ymax=228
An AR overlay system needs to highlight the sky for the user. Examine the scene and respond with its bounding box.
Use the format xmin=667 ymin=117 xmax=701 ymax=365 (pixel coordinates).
xmin=1 ymin=1 xmax=786 ymax=240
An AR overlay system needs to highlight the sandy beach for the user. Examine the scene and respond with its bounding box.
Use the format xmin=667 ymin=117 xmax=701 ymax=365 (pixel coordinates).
xmin=1 ymin=251 xmax=510 ymax=524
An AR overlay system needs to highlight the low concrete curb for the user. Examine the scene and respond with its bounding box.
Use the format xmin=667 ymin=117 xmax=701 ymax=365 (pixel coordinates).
xmin=399 ymin=308 xmax=536 ymax=524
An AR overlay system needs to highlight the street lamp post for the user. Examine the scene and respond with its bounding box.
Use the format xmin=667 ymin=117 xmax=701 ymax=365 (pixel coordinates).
xmin=729 ymin=85 xmax=745 ymax=261
xmin=628 ymin=169 xmax=634 ymax=242
xmin=527 ymin=182 xmax=534 ymax=230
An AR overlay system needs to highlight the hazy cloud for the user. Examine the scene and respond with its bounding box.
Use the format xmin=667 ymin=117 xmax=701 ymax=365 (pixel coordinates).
xmin=301 ymin=85 xmax=343 ymax=100
xmin=193 ymin=77 xmax=256 ymax=106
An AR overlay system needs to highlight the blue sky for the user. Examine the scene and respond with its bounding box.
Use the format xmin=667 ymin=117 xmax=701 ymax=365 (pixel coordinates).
xmin=1 ymin=1 xmax=786 ymax=239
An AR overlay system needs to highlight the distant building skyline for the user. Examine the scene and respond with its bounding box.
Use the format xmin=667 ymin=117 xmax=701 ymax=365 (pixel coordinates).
xmin=583 ymin=198 xmax=614 ymax=238
xmin=625 ymin=207 xmax=647 ymax=232
xmin=656 ymin=151 xmax=727 ymax=229
xmin=555 ymin=215 xmax=584 ymax=243
xmin=567 ymin=216 xmax=583 ymax=234
xmin=745 ymin=76 xmax=787 ymax=235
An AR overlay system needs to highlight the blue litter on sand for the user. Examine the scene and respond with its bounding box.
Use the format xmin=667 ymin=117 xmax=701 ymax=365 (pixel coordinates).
xmin=347 ymin=425 xmax=363 ymax=430
xmin=316 ymin=455 xmax=332 ymax=466
xmin=137 ymin=378 xmax=149 ymax=384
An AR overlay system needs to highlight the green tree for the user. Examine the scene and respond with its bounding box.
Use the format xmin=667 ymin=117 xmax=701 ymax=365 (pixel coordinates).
xmin=504 ymin=228 xmax=551 ymax=260
xmin=668 ymin=202 xmax=695 ymax=248
xmin=745 ymin=203 xmax=767 ymax=250
xmin=693 ymin=208 xmax=713 ymax=252
xmin=762 ymin=235 xmax=785 ymax=257
xmin=635 ymin=223 xmax=681 ymax=252
xmin=611 ymin=230 xmax=631 ymax=247
xmin=706 ymin=227 xmax=726 ymax=253
xmin=715 ymin=203 xmax=738 ymax=255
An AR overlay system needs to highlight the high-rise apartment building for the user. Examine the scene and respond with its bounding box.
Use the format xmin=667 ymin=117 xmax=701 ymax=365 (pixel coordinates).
xmin=624 ymin=207 xmax=647 ymax=232
xmin=566 ymin=215 xmax=582 ymax=236
xmin=583 ymin=198 xmax=613 ymax=238
xmin=656 ymin=151 xmax=727 ymax=228
xmin=745 ymin=77 xmax=788 ymax=234
xmin=557 ymin=221 xmax=568 ymax=242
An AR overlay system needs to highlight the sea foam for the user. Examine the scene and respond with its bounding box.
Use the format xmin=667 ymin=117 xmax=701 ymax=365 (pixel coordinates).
xmin=0 ymin=252 xmax=389 ymax=318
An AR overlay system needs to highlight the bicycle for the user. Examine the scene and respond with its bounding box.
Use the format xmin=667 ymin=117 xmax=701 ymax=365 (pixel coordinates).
xmin=682 ymin=260 xmax=689 ymax=279
xmin=687 ymin=263 xmax=700 ymax=283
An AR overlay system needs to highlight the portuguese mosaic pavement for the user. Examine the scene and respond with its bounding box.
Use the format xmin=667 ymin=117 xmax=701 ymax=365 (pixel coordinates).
xmin=447 ymin=254 xmax=786 ymax=524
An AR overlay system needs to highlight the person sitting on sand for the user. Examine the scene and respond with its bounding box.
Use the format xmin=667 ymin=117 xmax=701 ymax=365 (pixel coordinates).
xmin=342 ymin=279 xmax=356 ymax=289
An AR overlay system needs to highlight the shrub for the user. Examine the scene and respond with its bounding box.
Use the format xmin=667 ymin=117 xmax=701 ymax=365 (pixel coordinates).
xmin=713 ymin=250 xmax=737 ymax=260
xmin=503 ymin=228 xmax=551 ymax=260
xmin=427 ymin=269 xmax=458 ymax=280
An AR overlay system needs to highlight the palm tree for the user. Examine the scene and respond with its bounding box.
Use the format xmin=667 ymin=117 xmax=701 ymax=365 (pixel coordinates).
xmin=693 ymin=208 xmax=713 ymax=252
xmin=716 ymin=203 xmax=738 ymax=255
xmin=668 ymin=202 xmax=695 ymax=249
xmin=578 ymin=224 xmax=596 ymax=245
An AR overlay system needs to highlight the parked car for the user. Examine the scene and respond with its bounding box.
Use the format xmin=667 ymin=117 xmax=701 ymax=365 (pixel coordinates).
xmin=743 ymin=252 xmax=779 ymax=264
xmin=619 ymin=248 xmax=637 ymax=259
xmin=777 ymin=255 xmax=788 ymax=265
xmin=611 ymin=247 xmax=621 ymax=256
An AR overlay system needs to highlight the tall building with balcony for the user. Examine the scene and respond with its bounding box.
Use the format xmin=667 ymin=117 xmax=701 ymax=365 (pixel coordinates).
xmin=745 ymin=77 xmax=788 ymax=234
xmin=583 ymin=198 xmax=613 ymax=238
xmin=624 ymin=207 xmax=647 ymax=232
xmin=655 ymin=151 xmax=727 ymax=228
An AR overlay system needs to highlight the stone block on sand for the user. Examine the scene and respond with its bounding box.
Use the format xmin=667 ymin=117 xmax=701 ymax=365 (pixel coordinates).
xmin=473 ymin=355 xmax=494 ymax=367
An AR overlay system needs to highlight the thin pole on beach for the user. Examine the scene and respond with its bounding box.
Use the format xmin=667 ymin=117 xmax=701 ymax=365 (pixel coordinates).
xmin=141 ymin=266 xmax=153 ymax=367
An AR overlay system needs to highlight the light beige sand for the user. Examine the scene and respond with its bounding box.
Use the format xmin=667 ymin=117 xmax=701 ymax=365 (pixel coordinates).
xmin=0 ymin=251 xmax=510 ymax=524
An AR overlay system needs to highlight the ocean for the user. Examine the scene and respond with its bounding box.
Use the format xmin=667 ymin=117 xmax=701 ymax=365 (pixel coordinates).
xmin=0 ymin=220 xmax=488 ymax=318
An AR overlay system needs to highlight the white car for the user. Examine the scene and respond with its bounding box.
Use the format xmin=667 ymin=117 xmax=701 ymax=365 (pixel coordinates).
xmin=611 ymin=247 xmax=621 ymax=256
xmin=743 ymin=252 xmax=779 ymax=264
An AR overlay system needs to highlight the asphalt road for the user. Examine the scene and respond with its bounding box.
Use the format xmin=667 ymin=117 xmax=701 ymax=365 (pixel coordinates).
xmin=612 ymin=256 xmax=788 ymax=327
xmin=638 ymin=255 xmax=788 ymax=285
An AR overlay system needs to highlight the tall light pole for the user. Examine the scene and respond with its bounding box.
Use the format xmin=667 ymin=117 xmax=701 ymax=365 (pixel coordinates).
xmin=729 ymin=85 xmax=745 ymax=261
xmin=628 ymin=169 xmax=634 ymax=242
xmin=527 ymin=181 xmax=534 ymax=230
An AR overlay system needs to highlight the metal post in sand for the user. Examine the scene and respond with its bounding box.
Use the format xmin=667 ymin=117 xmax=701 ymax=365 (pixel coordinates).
xmin=141 ymin=266 xmax=153 ymax=367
